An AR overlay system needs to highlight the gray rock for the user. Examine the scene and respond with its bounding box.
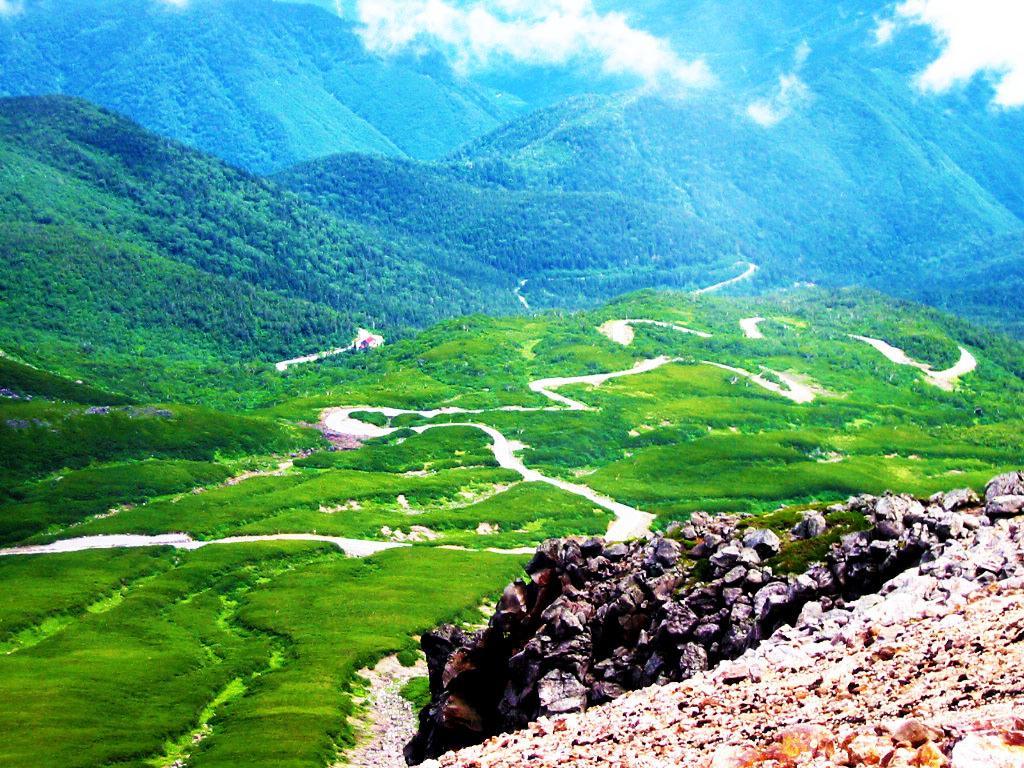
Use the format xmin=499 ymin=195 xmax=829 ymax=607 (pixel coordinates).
xmin=677 ymin=643 xmax=708 ymax=677
xmin=941 ymin=487 xmax=980 ymax=511
xmin=693 ymin=622 xmax=721 ymax=646
xmin=604 ymin=543 xmax=628 ymax=561
xmin=986 ymin=471 xmax=1024 ymax=502
xmin=710 ymin=545 xmax=742 ymax=569
xmin=721 ymin=566 xmax=747 ymax=586
xmin=742 ymin=528 xmax=781 ymax=558
xmin=792 ymin=510 xmax=827 ymax=540
xmin=796 ymin=600 xmax=824 ymax=627
xmin=537 ymin=670 xmax=587 ymax=715
xmin=753 ymin=582 xmax=790 ymax=622
xmin=744 ymin=568 xmax=768 ymax=590
xmin=987 ymin=495 xmax=1024 ymax=518
xmin=874 ymin=494 xmax=924 ymax=525
xmin=644 ymin=538 xmax=682 ymax=569
xmin=738 ymin=547 xmax=762 ymax=567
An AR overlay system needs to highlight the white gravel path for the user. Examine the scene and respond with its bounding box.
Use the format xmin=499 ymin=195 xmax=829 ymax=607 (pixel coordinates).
xmin=849 ymin=335 xmax=977 ymax=391
xmin=597 ymin=319 xmax=712 ymax=347
xmin=692 ymin=261 xmax=758 ymax=295
xmin=702 ymin=361 xmax=818 ymax=404
xmin=0 ymin=533 xmax=406 ymax=558
xmin=514 ymin=279 xmax=530 ymax=310
xmin=739 ymin=317 xmax=765 ymax=339
xmin=275 ymin=347 xmax=349 ymax=372
xmin=346 ymin=656 xmax=427 ymax=768
xmin=528 ymin=356 xmax=679 ymax=410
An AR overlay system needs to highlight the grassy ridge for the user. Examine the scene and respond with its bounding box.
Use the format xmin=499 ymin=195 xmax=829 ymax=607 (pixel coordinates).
xmin=0 ymin=400 xmax=315 ymax=485
xmin=0 ymin=459 xmax=233 ymax=545
xmin=0 ymin=355 xmax=130 ymax=405
xmin=192 ymin=547 xmax=525 ymax=767
xmin=0 ymin=546 xmax=524 ymax=768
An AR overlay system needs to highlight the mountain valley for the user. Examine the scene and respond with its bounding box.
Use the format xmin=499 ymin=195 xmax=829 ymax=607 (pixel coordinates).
xmin=1 ymin=2 xmax=1023 ymax=767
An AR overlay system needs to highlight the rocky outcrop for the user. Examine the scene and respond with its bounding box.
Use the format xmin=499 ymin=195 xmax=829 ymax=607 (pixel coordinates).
xmin=405 ymin=473 xmax=1024 ymax=765
xmin=433 ymin=531 xmax=1024 ymax=768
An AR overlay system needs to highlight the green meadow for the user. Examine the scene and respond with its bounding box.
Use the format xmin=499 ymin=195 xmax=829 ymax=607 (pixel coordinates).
xmin=2 ymin=287 xmax=1023 ymax=767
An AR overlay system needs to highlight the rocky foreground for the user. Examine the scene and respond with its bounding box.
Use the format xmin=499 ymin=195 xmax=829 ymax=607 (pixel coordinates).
xmin=407 ymin=473 xmax=1024 ymax=766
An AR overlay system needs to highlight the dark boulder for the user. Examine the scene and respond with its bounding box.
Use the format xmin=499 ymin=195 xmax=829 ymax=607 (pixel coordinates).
xmin=405 ymin=473 xmax=1018 ymax=764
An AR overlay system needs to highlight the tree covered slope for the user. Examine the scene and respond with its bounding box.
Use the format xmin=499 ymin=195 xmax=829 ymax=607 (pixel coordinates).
xmin=0 ymin=96 xmax=519 ymax=401
xmin=281 ymin=80 xmax=1024 ymax=333
xmin=273 ymin=0 xmax=1024 ymax=334
xmin=0 ymin=0 xmax=518 ymax=172
xmin=275 ymin=149 xmax=744 ymax=308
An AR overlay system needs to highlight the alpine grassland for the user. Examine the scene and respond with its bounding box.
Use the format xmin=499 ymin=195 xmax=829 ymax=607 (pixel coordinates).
xmin=2 ymin=2 xmax=1023 ymax=762
xmin=0 ymin=545 xmax=524 ymax=768
xmin=2 ymin=286 xmax=1023 ymax=768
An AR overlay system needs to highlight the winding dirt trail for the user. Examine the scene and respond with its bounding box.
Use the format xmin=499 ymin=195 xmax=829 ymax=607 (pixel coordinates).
xmin=322 ymin=316 xmax=826 ymax=540
xmin=321 ymin=356 xmax=678 ymax=541
xmin=739 ymin=317 xmax=765 ymax=339
xmin=0 ymin=533 xmax=406 ymax=559
xmin=692 ymin=261 xmax=758 ymax=295
xmin=849 ymin=335 xmax=977 ymax=391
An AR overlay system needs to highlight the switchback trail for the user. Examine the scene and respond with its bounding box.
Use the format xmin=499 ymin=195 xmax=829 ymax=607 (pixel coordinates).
xmin=850 ymin=335 xmax=978 ymax=391
xmin=4 ymin=310 xmax=973 ymax=559
xmin=324 ymin=313 xmax=827 ymax=541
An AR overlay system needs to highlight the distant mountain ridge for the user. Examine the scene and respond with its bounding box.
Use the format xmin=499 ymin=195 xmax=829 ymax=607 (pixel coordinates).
xmin=1 ymin=0 xmax=1022 ymax=338
xmin=0 ymin=0 xmax=519 ymax=172
xmin=279 ymin=83 xmax=1024 ymax=334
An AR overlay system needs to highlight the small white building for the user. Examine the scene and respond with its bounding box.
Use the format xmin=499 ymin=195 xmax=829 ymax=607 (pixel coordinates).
xmin=352 ymin=328 xmax=385 ymax=351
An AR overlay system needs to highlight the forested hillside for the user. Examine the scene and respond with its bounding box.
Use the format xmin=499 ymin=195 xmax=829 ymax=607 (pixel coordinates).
xmin=276 ymin=150 xmax=743 ymax=307
xmin=0 ymin=0 xmax=517 ymax=172
xmin=3 ymin=0 xmax=1022 ymax=337
xmin=0 ymin=96 xmax=518 ymax=401
xmin=281 ymin=83 xmax=1024 ymax=334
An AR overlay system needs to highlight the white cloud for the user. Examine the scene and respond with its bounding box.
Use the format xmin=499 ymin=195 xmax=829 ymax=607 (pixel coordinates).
xmin=0 ymin=0 xmax=24 ymax=17
xmin=347 ymin=0 xmax=712 ymax=93
xmin=879 ymin=0 xmax=1024 ymax=107
xmin=874 ymin=18 xmax=897 ymax=45
xmin=747 ymin=73 xmax=811 ymax=127
xmin=746 ymin=42 xmax=811 ymax=128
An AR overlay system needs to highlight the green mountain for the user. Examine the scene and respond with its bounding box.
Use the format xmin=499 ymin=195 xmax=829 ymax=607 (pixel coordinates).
xmin=0 ymin=0 xmax=518 ymax=172
xmin=275 ymin=148 xmax=744 ymax=308
xmin=5 ymin=0 xmax=1021 ymax=337
xmin=0 ymin=96 xmax=519 ymax=403
xmin=280 ymin=83 xmax=1024 ymax=334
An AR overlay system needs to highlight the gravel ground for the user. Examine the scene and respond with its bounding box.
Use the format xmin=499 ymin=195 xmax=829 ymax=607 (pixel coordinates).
xmin=346 ymin=656 xmax=427 ymax=768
